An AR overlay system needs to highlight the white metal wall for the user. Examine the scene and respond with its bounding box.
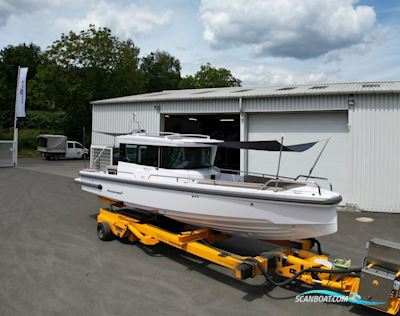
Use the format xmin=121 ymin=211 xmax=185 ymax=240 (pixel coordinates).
xmin=160 ymin=99 xmax=239 ymax=113
xmin=350 ymin=94 xmax=400 ymax=212
xmin=243 ymin=95 xmax=349 ymax=112
xmin=247 ymin=112 xmax=350 ymax=204
xmin=92 ymin=96 xmax=349 ymax=146
xmin=91 ymin=93 xmax=400 ymax=212
xmin=92 ymin=103 xmax=160 ymax=146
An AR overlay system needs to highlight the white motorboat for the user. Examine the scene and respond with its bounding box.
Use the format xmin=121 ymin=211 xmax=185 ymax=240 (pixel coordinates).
xmin=75 ymin=132 xmax=341 ymax=240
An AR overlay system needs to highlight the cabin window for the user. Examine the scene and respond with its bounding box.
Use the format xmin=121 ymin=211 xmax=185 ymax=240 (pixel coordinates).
xmin=68 ymin=142 xmax=74 ymax=149
xmin=161 ymin=146 xmax=217 ymax=169
xmin=119 ymin=143 xmax=216 ymax=169
xmin=125 ymin=144 xmax=138 ymax=163
xmin=138 ymin=145 xmax=158 ymax=167
xmin=120 ymin=143 xmax=157 ymax=166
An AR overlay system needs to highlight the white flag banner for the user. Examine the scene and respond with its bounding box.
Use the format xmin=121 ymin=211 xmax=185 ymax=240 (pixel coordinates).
xmin=15 ymin=67 xmax=28 ymax=118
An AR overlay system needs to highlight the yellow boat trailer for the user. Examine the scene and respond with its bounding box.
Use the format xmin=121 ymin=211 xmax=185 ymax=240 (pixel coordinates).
xmin=96 ymin=201 xmax=400 ymax=315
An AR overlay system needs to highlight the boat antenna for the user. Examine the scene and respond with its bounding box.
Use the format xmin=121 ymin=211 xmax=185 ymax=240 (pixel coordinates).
xmin=275 ymin=136 xmax=284 ymax=191
xmin=131 ymin=113 xmax=143 ymax=134
xmin=306 ymin=138 xmax=330 ymax=180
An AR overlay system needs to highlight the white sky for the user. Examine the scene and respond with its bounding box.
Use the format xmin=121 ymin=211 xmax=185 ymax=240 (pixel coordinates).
xmin=0 ymin=0 xmax=399 ymax=86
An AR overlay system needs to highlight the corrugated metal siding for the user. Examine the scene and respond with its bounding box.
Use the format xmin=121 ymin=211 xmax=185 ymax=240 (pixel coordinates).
xmin=243 ymin=95 xmax=349 ymax=112
xmin=91 ymin=81 xmax=400 ymax=104
xmin=247 ymin=112 xmax=350 ymax=204
xmin=160 ymin=99 xmax=239 ymax=113
xmin=351 ymin=94 xmax=400 ymax=212
xmin=92 ymin=103 xmax=159 ymax=145
xmin=91 ymin=93 xmax=400 ymax=213
xmin=92 ymin=95 xmax=349 ymax=146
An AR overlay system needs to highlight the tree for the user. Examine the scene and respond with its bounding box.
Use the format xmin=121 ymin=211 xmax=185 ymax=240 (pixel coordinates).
xmin=30 ymin=25 xmax=145 ymax=140
xmin=179 ymin=63 xmax=241 ymax=89
xmin=140 ymin=50 xmax=181 ymax=92
xmin=0 ymin=43 xmax=41 ymax=128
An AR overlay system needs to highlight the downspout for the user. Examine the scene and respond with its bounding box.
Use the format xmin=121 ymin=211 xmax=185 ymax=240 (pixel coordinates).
xmin=239 ymin=97 xmax=248 ymax=174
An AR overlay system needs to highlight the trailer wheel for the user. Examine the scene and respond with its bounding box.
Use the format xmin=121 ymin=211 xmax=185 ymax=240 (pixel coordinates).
xmin=97 ymin=222 xmax=115 ymax=241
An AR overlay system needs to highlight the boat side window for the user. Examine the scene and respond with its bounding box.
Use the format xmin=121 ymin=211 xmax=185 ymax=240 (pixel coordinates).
xmin=126 ymin=144 xmax=138 ymax=163
xmin=138 ymin=145 xmax=158 ymax=167
xmin=119 ymin=143 xmax=138 ymax=163
xmin=161 ymin=146 xmax=217 ymax=169
xmin=119 ymin=144 xmax=158 ymax=167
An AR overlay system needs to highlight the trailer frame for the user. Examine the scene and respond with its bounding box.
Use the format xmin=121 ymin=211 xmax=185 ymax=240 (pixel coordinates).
xmin=96 ymin=204 xmax=400 ymax=315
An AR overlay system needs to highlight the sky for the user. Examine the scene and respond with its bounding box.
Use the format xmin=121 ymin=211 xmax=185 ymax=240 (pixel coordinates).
xmin=0 ymin=0 xmax=399 ymax=86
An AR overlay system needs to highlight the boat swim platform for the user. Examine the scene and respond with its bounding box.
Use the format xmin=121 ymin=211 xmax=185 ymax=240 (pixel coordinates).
xmin=96 ymin=203 xmax=400 ymax=315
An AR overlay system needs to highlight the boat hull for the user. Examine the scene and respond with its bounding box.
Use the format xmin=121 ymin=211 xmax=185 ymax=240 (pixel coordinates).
xmin=76 ymin=172 xmax=337 ymax=240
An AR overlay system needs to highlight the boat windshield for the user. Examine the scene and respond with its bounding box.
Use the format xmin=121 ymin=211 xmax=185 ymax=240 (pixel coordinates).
xmin=119 ymin=143 xmax=217 ymax=169
xmin=161 ymin=146 xmax=217 ymax=169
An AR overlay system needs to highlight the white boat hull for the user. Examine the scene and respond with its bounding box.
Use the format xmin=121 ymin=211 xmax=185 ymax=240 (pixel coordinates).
xmin=77 ymin=171 xmax=338 ymax=240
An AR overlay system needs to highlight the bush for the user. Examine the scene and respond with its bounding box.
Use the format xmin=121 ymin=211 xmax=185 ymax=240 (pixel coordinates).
xmin=18 ymin=110 xmax=66 ymax=131
xmin=0 ymin=128 xmax=64 ymax=150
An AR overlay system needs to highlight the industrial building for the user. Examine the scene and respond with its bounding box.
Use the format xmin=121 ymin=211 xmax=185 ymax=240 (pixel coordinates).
xmin=90 ymin=81 xmax=400 ymax=213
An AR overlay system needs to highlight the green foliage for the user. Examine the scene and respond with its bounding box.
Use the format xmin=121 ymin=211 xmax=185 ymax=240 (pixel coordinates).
xmin=18 ymin=128 xmax=42 ymax=150
xmin=141 ymin=50 xmax=181 ymax=92
xmin=179 ymin=63 xmax=241 ymax=89
xmin=0 ymin=43 xmax=42 ymax=128
xmin=30 ymin=25 xmax=145 ymax=141
xmin=18 ymin=110 xmax=66 ymax=130
xmin=0 ymin=25 xmax=242 ymax=152
xmin=0 ymin=128 xmax=60 ymax=150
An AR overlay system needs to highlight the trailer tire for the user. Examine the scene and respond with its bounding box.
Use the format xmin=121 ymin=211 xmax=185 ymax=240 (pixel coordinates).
xmin=97 ymin=222 xmax=115 ymax=241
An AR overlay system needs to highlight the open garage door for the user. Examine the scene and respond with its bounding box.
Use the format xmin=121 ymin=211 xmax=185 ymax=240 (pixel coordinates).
xmin=163 ymin=114 xmax=240 ymax=170
xmin=248 ymin=111 xmax=350 ymax=204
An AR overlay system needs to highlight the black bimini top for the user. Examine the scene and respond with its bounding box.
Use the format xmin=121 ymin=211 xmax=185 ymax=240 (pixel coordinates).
xmin=212 ymin=140 xmax=317 ymax=152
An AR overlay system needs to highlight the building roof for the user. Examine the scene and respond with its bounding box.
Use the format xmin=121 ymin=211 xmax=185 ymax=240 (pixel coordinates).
xmin=91 ymin=80 xmax=400 ymax=105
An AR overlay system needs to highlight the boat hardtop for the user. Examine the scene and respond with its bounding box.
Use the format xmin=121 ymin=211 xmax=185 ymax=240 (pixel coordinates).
xmin=116 ymin=132 xmax=223 ymax=147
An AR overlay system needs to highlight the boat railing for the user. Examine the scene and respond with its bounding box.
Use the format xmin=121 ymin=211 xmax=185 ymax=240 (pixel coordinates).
xmin=138 ymin=132 xmax=177 ymax=137
xmin=136 ymin=132 xmax=212 ymax=140
xmin=295 ymin=175 xmax=333 ymax=191
xmin=166 ymin=134 xmax=211 ymax=139
xmin=148 ymin=174 xmax=195 ymax=183
xmin=219 ymin=168 xmax=332 ymax=195
xmin=258 ymin=178 xmax=322 ymax=195
xmin=148 ymin=173 xmax=324 ymax=195
xmin=219 ymin=168 xmax=295 ymax=180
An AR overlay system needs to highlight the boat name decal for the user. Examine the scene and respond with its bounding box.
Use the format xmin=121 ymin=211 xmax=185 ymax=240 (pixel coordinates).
xmin=107 ymin=189 xmax=123 ymax=195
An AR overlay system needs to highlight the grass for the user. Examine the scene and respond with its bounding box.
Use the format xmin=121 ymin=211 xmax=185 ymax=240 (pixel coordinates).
xmin=19 ymin=149 xmax=41 ymax=158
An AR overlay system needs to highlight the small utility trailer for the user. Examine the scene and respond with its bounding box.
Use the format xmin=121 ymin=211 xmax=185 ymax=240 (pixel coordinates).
xmin=96 ymin=199 xmax=400 ymax=315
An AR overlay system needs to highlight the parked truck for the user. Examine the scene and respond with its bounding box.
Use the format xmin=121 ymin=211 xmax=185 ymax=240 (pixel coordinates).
xmin=37 ymin=134 xmax=88 ymax=160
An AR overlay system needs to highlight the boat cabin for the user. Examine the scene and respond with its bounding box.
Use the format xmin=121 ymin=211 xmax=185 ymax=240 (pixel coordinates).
xmin=116 ymin=133 xmax=220 ymax=170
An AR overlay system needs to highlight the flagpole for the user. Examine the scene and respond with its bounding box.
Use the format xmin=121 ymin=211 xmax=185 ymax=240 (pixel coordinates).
xmin=13 ymin=66 xmax=20 ymax=167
